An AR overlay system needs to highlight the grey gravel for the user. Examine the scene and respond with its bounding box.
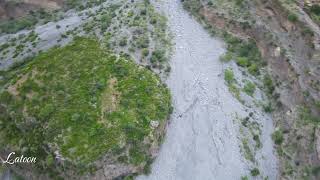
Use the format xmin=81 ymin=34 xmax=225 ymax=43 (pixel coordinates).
xmin=137 ymin=0 xmax=278 ymax=180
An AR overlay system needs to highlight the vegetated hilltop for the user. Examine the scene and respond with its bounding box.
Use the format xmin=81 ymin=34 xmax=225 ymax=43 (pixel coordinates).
xmin=0 ymin=0 xmax=172 ymax=179
xmin=182 ymin=0 xmax=320 ymax=179
xmin=0 ymin=37 xmax=172 ymax=179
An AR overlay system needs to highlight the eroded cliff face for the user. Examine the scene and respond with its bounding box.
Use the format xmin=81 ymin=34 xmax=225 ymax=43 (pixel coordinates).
xmin=0 ymin=0 xmax=64 ymax=19
xmin=182 ymin=0 xmax=320 ymax=179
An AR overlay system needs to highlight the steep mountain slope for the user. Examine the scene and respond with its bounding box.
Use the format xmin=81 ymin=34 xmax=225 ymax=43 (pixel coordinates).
xmin=182 ymin=0 xmax=320 ymax=179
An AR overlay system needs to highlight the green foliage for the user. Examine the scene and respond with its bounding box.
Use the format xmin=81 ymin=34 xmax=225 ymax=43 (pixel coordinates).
xmin=263 ymin=102 xmax=273 ymax=113
xmin=243 ymin=81 xmax=256 ymax=96
xmin=242 ymin=138 xmax=254 ymax=162
xmin=299 ymin=106 xmax=320 ymax=125
xmin=263 ymin=74 xmax=274 ymax=95
xmin=272 ymin=129 xmax=284 ymax=145
xmin=182 ymin=0 xmax=203 ymax=15
xmin=236 ymin=57 xmax=249 ymax=67
xmin=223 ymin=34 xmax=264 ymax=76
xmin=250 ymin=168 xmax=260 ymax=176
xmin=224 ymin=69 xmax=235 ymax=84
xmin=0 ymin=15 xmax=38 ymax=34
xmin=150 ymin=50 xmax=167 ymax=64
xmin=0 ymin=38 xmax=171 ymax=174
xmin=219 ymin=52 xmax=233 ymax=62
xmin=310 ymin=5 xmax=320 ymax=15
xmin=119 ymin=37 xmax=128 ymax=46
xmin=288 ymin=13 xmax=298 ymax=22
xmin=241 ymin=176 xmax=249 ymax=180
xmin=142 ymin=48 xmax=149 ymax=57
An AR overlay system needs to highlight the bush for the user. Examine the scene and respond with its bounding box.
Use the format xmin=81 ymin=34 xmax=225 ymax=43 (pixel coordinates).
xmin=236 ymin=57 xmax=249 ymax=67
xmin=224 ymin=69 xmax=235 ymax=84
xmin=310 ymin=5 xmax=320 ymax=15
xmin=248 ymin=63 xmax=259 ymax=76
xmin=142 ymin=48 xmax=149 ymax=57
xmin=119 ymin=37 xmax=128 ymax=47
xmin=272 ymin=129 xmax=283 ymax=145
xmin=288 ymin=13 xmax=298 ymax=22
xmin=150 ymin=50 xmax=166 ymax=63
xmin=0 ymin=15 xmax=38 ymax=34
xmin=250 ymin=168 xmax=260 ymax=176
xmin=263 ymin=102 xmax=273 ymax=112
xmin=263 ymin=74 xmax=274 ymax=95
xmin=299 ymin=106 xmax=320 ymax=124
xmin=241 ymin=176 xmax=249 ymax=180
xmin=219 ymin=52 xmax=233 ymax=62
xmin=243 ymin=81 xmax=256 ymax=96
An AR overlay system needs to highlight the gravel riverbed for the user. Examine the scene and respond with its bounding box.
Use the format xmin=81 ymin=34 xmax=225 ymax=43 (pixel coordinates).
xmin=137 ymin=0 xmax=278 ymax=179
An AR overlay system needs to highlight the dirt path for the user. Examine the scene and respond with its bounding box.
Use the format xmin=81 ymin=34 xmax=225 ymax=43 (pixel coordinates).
xmin=137 ymin=0 xmax=278 ymax=179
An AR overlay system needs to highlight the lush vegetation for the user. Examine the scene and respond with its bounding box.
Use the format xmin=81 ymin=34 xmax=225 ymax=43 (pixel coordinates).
xmin=223 ymin=34 xmax=264 ymax=76
xmin=0 ymin=38 xmax=171 ymax=176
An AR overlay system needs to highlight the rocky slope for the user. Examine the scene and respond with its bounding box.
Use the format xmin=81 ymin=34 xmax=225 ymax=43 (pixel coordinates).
xmin=182 ymin=0 xmax=320 ymax=179
xmin=0 ymin=0 xmax=64 ymax=19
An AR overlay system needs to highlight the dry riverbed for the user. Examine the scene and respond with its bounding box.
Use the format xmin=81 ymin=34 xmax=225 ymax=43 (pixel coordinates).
xmin=138 ymin=0 xmax=278 ymax=179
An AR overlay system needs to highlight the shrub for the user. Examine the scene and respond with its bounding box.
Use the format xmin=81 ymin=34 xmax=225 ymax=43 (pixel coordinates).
xmin=136 ymin=36 xmax=149 ymax=49
xmin=219 ymin=52 xmax=233 ymax=62
xmin=236 ymin=57 xmax=249 ymax=67
xmin=241 ymin=176 xmax=249 ymax=180
xmin=150 ymin=50 xmax=166 ymax=63
xmin=224 ymin=69 xmax=235 ymax=84
xmin=299 ymin=106 xmax=320 ymax=124
xmin=243 ymin=81 xmax=256 ymax=96
xmin=142 ymin=48 xmax=149 ymax=57
xmin=310 ymin=5 xmax=320 ymax=15
xmin=250 ymin=168 xmax=260 ymax=176
xmin=272 ymin=129 xmax=283 ymax=145
xmin=248 ymin=63 xmax=259 ymax=76
xmin=263 ymin=102 xmax=273 ymax=112
xmin=288 ymin=13 xmax=298 ymax=22
xmin=0 ymin=15 xmax=38 ymax=34
xmin=263 ymin=75 xmax=274 ymax=95
xmin=119 ymin=37 xmax=128 ymax=47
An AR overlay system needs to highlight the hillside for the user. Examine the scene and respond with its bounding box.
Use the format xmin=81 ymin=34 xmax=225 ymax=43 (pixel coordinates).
xmin=0 ymin=37 xmax=171 ymax=179
xmin=182 ymin=0 xmax=320 ymax=179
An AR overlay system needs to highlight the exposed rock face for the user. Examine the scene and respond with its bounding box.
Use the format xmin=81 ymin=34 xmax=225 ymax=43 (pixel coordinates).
xmin=0 ymin=0 xmax=64 ymax=19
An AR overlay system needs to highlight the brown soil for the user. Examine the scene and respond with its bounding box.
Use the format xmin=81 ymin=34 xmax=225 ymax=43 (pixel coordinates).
xmin=0 ymin=0 xmax=64 ymax=19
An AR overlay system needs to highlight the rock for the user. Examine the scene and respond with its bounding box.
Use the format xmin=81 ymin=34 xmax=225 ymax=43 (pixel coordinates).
xmin=150 ymin=120 xmax=159 ymax=129
xmin=274 ymin=47 xmax=281 ymax=57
